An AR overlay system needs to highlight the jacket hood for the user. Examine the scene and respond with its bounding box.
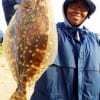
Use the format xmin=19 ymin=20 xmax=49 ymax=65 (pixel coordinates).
xmin=63 ymin=0 xmax=96 ymax=18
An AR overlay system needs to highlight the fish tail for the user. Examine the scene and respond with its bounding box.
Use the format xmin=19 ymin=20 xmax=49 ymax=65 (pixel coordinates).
xmin=10 ymin=86 xmax=27 ymax=100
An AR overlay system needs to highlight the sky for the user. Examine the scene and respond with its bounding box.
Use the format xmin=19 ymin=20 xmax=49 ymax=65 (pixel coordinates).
xmin=0 ymin=1 xmax=7 ymax=33
xmin=0 ymin=0 xmax=100 ymax=34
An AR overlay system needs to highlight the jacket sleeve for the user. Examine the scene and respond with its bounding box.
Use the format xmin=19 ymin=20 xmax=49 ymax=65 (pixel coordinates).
xmin=95 ymin=34 xmax=100 ymax=64
xmin=95 ymin=33 xmax=100 ymax=45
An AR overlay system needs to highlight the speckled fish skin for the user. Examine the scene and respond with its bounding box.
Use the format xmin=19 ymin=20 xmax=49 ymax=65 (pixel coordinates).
xmin=4 ymin=0 xmax=57 ymax=100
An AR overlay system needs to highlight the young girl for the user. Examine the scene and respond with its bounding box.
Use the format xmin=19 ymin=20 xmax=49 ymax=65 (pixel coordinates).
xmin=31 ymin=0 xmax=100 ymax=100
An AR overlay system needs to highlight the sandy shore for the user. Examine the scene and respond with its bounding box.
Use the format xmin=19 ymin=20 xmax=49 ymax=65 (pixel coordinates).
xmin=0 ymin=54 xmax=16 ymax=100
xmin=0 ymin=54 xmax=33 ymax=100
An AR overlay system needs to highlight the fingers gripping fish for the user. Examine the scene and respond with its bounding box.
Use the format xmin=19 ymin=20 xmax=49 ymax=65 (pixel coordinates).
xmin=4 ymin=0 xmax=57 ymax=100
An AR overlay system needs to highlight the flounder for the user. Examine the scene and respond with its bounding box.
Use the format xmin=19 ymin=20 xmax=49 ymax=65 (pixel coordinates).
xmin=3 ymin=0 xmax=57 ymax=100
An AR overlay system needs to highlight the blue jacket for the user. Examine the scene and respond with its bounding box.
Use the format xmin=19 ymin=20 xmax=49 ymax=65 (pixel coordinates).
xmin=0 ymin=30 xmax=3 ymax=43
xmin=2 ymin=0 xmax=20 ymax=24
xmin=31 ymin=22 xmax=100 ymax=100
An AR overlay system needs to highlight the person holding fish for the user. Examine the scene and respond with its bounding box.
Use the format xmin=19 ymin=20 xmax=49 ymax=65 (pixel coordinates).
xmin=3 ymin=0 xmax=100 ymax=100
xmin=31 ymin=0 xmax=100 ymax=100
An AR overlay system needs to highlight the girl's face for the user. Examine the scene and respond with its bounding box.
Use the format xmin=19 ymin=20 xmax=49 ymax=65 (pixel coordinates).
xmin=66 ymin=2 xmax=89 ymax=26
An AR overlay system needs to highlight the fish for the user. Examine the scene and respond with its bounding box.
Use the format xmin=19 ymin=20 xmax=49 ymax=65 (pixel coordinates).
xmin=3 ymin=0 xmax=57 ymax=100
